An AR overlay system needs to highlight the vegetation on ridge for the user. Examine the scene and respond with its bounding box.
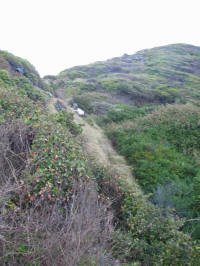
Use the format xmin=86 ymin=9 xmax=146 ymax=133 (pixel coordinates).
xmin=52 ymin=43 xmax=200 ymax=113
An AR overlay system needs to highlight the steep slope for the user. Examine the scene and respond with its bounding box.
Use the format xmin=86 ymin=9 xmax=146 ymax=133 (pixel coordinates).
xmin=48 ymin=44 xmax=200 ymax=240
xmin=0 ymin=50 xmax=52 ymax=100
xmin=48 ymin=92 xmax=200 ymax=265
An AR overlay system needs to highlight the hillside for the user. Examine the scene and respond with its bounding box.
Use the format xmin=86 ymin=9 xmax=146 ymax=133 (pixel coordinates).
xmin=0 ymin=50 xmax=52 ymax=100
xmin=48 ymin=43 xmax=200 ymax=115
xmin=1 ymin=47 xmax=200 ymax=265
xmin=49 ymin=44 xmax=200 ymax=240
xmin=0 ymin=51 xmax=117 ymax=265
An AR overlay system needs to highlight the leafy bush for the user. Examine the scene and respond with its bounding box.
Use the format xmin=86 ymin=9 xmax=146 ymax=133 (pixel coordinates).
xmin=73 ymin=94 xmax=96 ymax=114
xmin=0 ymin=85 xmax=114 ymax=265
xmin=66 ymin=70 xmax=89 ymax=80
xmin=91 ymin=165 xmax=200 ymax=265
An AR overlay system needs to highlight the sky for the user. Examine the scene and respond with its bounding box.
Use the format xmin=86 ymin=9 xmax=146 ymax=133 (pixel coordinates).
xmin=1 ymin=0 xmax=199 ymax=76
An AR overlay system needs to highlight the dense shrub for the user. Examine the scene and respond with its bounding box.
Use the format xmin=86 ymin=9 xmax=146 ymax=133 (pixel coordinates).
xmin=0 ymin=85 xmax=114 ymax=265
xmin=91 ymin=165 xmax=200 ymax=265
xmin=106 ymin=104 xmax=200 ymax=238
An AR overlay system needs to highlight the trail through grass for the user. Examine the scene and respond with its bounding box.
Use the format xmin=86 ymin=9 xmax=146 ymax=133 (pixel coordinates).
xmin=48 ymin=91 xmax=135 ymax=187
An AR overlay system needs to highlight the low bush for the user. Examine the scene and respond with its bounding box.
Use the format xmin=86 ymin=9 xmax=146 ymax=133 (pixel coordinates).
xmin=91 ymin=165 xmax=200 ymax=265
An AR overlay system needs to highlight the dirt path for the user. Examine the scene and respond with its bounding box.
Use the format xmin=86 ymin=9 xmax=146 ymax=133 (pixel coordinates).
xmin=48 ymin=93 xmax=135 ymax=187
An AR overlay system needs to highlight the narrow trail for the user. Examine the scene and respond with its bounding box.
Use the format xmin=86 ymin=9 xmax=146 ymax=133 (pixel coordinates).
xmin=48 ymin=92 xmax=136 ymax=187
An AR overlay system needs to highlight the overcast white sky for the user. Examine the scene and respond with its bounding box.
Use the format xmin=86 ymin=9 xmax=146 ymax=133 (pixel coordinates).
xmin=1 ymin=0 xmax=199 ymax=76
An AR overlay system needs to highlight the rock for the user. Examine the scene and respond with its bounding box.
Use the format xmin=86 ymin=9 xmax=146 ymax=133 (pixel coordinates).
xmin=55 ymin=100 xmax=66 ymax=112
xmin=72 ymin=103 xmax=78 ymax=110
xmin=15 ymin=66 xmax=24 ymax=75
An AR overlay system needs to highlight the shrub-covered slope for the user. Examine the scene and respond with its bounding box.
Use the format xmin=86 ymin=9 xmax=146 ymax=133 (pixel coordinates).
xmin=50 ymin=44 xmax=200 ymax=240
xmin=50 ymin=45 xmax=200 ymax=237
xmin=50 ymin=43 xmax=200 ymax=114
xmin=1 ymin=48 xmax=200 ymax=265
xmin=106 ymin=104 xmax=200 ymax=237
xmin=0 ymin=50 xmax=52 ymax=100
xmin=0 ymin=58 xmax=114 ymax=264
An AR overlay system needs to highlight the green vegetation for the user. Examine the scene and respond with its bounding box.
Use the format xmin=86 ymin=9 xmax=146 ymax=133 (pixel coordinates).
xmin=0 ymin=50 xmax=53 ymax=92
xmin=0 ymin=54 xmax=113 ymax=264
xmin=0 ymin=68 xmax=44 ymax=101
xmin=44 ymin=43 xmax=200 ymax=263
xmin=73 ymin=92 xmax=111 ymax=115
xmin=106 ymin=104 xmax=200 ymax=239
xmin=0 ymin=84 xmax=113 ymax=265
xmin=98 ymin=104 xmax=156 ymax=124
xmin=1 ymin=44 xmax=200 ymax=264
xmin=50 ymin=43 xmax=200 ymax=113
xmin=94 ymin=165 xmax=200 ymax=265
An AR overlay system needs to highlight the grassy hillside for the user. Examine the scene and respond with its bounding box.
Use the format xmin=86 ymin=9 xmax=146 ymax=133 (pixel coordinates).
xmin=49 ymin=43 xmax=200 ymax=114
xmin=51 ymin=43 xmax=200 ymax=241
xmin=1 ymin=48 xmax=200 ymax=265
xmin=53 ymin=43 xmax=200 ymax=240
xmin=48 ymin=43 xmax=200 ymax=247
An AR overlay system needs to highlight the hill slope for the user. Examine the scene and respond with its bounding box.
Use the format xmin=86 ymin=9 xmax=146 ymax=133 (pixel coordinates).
xmin=0 ymin=50 xmax=52 ymax=100
xmin=0 ymin=51 xmax=116 ymax=265
xmin=1 ymin=47 xmax=200 ymax=264
xmin=49 ymin=43 xmax=200 ymax=114
xmin=48 ymin=96 xmax=135 ymax=187
xmin=49 ymin=44 xmax=200 ymax=240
